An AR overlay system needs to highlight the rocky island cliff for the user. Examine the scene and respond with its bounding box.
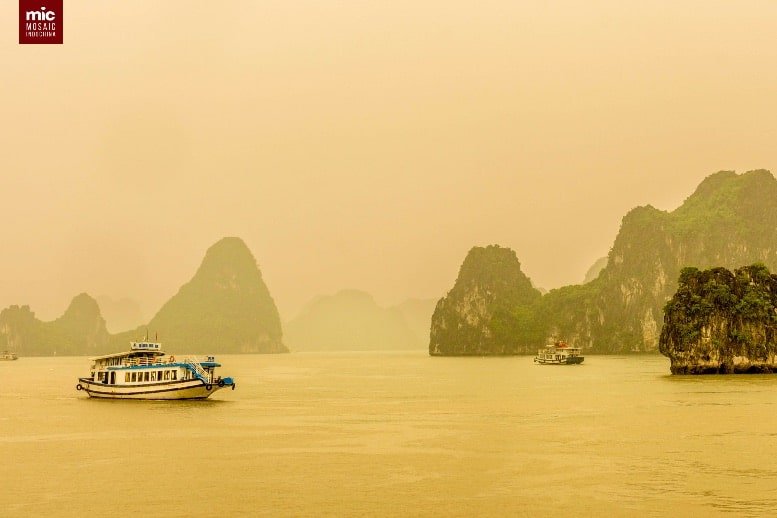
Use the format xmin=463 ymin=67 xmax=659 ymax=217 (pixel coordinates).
xmin=430 ymin=170 xmax=777 ymax=355
xmin=430 ymin=245 xmax=541 ymax=355
xmin=659 ymin=265 xmax=777 ymax=373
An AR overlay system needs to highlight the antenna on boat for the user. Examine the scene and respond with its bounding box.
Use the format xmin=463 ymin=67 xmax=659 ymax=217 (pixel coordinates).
xmin=145 ymin=328 xmax=148 ymax=341
xmin=155 ymin=331 xmax=158 ymax=341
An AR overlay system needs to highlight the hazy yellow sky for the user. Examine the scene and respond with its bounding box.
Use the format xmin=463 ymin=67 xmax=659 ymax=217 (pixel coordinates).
xmin=2 ymin=1 xmax=776 ymax=322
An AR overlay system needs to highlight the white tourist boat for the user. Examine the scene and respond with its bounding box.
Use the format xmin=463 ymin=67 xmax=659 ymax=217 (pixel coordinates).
xmin=534 ymin=340 xmax=584 ymax=365
xmin=0 ymin=350 xmax=18 ymax=361
xmin=76 ymin=341 xmax=236 ymax=400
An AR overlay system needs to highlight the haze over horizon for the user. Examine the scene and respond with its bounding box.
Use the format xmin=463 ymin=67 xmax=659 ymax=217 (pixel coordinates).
xmin=2 ymin=1 xmax=776 ymax=321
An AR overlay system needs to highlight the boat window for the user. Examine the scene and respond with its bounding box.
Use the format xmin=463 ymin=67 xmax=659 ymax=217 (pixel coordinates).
xmin=164 ymin=371 xmax=170 ymax=380
xmin=144 ymin=372 xmax=150 ymax=382
xmin=125 ymin=373 xmax=130 ymax=382
xmin=158 ymin=370 xmax=163 ymax=380
xmin=171 ymin=371 xmax=177 ymax=380
xmin=130 ymin=372 xmax=136 ymax=382
xmin=151 ymin=372 xmax=156 ymax=382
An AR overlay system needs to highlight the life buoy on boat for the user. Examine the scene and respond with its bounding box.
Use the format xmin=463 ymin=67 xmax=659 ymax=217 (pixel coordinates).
xmin=169 ymin=356 xmax=175 ymax=363
xmin=205 ymin=384 xmax=213 ymax=391
xmin=76 ymin=383 xmax=83 ymax=391
xmin=218 ymin=379 xmax=225 ymax=387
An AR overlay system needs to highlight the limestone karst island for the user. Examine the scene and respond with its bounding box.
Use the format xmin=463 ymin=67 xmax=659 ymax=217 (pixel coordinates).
xmin=0 ymin=237 xmax=287 ymax=356
xmin=430 ymin=169 xmax=777 ymax=366
xmin=660 ymin=264 xmax=777 ymax=374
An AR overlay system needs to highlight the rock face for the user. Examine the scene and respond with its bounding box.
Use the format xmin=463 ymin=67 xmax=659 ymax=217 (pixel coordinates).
xmin=430 ymin=245 xmax=542 ymax=355
xmin=659 ymin=265 xmax=777 ymax=374
xmin=0 ymin=294 xmax=110 ymax=356
xmin=547 ymin=169 xmax=777 ymax=353
xmin=430 ymin=169 xmax=777 ymax=355
xmin=138 ymin=237 xmax=287 ymax=354
xmin=285 ymin=290 xmax=423 ymax=351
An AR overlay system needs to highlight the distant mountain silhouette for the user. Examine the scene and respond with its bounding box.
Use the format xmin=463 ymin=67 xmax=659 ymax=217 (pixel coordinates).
xmin=114 ymin=237 xmax=287 ymax=354
xmin=96 ymin=296 xmax=145 ymax=333
xmin=0 ymin=237 xmax=287 ymax=355
xmin=0 ymin=293 xmax=109 ymax=356
xmin=391 ymin=298 xmax=438 ymax=349
xmin=285 ymin=290 xmax=434 ymax=351
xmin=583 ymin=257 xmax=608 ymax=284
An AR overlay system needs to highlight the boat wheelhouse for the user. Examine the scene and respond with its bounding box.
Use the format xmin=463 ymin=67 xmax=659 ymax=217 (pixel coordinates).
xmin=534 ymin=340 xmax=584 ymax=365
xmin=0 ymin=350 xmax=18 ymax=361
xmin=76 ymin=341 xmax=236 ymax=400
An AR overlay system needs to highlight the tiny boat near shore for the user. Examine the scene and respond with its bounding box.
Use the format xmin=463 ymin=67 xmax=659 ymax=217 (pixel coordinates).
xmin=534 ymin=340 xmax=584 ymax=365
xmin=0 ymin=350 xmax=18 ymax=361
xmin=76 ymin=340 xmax=236 ymax=400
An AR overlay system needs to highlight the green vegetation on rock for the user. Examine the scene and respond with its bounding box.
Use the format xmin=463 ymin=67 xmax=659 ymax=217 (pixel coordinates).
xmin=659 ymin=264 xmax=777 ymax=373
xmin=430 ymin=170 xmax=777 ymax=355
xmin=430 ymin=245 xmax=542 ymax=355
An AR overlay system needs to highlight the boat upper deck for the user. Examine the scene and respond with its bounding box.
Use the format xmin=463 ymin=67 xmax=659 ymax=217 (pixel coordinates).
xmin=539 ymin=344 xmax=582 ymax=354
xmin=90 ymin=341 xmax=221 ymax=371
xmin=90 ymin=341 xmax=165 ymax=361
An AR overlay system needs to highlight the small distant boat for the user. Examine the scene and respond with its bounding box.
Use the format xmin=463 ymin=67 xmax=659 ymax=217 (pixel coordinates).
xmin=0 ymin=350 xmax=18 ymax=361
xmin=76 ymin=340 xmax=236 ymax=400
xmin=534 ymin=340 xmax=584 ymax=365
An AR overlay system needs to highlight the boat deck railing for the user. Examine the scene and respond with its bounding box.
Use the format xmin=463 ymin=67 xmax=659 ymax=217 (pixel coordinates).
xmin=116 ymin=356 xmax=212 ymax=382
xmin=122 ymin=357 xmax=176 ymax=367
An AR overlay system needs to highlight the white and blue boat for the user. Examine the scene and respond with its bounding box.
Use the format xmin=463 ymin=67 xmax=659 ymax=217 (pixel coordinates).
xmin=76 ymin=341 xmax=236 ymax=400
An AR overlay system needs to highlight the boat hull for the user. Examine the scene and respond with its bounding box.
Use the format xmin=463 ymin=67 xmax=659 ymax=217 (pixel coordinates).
xmin=77 ymin=377 xmax=231 ymax=400
xmin=534 ymin=356 xmax=585 ymax=365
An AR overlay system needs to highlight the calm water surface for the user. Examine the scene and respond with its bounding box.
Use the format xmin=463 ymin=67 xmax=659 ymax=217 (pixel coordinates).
xmin=2 ymin=353 xmax=776 ymax=517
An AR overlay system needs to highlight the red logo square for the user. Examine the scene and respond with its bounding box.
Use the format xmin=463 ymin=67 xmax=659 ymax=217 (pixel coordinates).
xmin=19 ymin=0 xmax=63 ymax=44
